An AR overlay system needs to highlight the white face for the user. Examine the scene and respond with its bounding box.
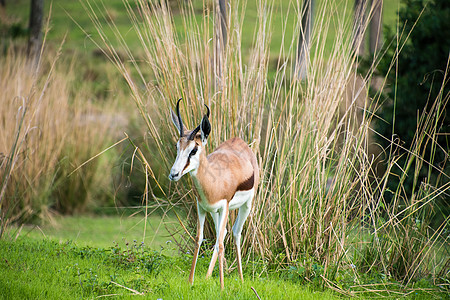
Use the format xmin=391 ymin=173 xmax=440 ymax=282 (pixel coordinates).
xmin=169 ymin=139 xmax=201 ymax=181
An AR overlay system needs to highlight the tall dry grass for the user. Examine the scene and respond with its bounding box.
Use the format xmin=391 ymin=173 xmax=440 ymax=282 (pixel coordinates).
xmin=0 ymin=45 xmax=118 ymax=233
xmin=86 ymin=0 xmax=449 ymax=290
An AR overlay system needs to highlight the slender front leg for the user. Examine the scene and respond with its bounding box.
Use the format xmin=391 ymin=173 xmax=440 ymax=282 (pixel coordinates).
xmin=206 ymin=211 xmax=220 ymax=279
xmin=189 ymin=201 xmax=206 ymax=284
xmin=218 ymin=202 xmax=229 ymax=290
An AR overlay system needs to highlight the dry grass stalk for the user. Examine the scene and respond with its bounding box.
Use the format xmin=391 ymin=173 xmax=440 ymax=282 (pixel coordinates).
xmin=86 ymin=0 xmax=449 ymax=287
xmin=0 ymin=43 xmax=117 ymax=231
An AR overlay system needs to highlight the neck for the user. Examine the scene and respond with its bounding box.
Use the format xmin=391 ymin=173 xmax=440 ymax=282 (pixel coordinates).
xmin=189 ymin=148 xmax=209 ymax=198
xmin=190 ymin=147 xmax=208 ymax=177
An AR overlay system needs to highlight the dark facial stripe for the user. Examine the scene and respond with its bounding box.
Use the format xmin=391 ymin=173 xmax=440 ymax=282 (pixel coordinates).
xmin=236 ymin=173 xmax=254 ymax=191
xmin=189 ymin=146 xmax=198 ymax=157
xmin=182 ymin=158 xmax=190 ymax=172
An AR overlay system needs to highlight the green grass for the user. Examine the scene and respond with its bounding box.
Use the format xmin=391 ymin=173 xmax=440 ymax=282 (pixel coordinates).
xmin=1 ymin=235 xmax=445 ymax=299
xmin=2 ymin=0 xmax=139 ymax=53
xmin=6 ymin=214 xmax=178 ymax=250
xmin=0 ymin=236 xmax=345 ymax=299
xmin=2 ymin=0 xmax=402 ymax=57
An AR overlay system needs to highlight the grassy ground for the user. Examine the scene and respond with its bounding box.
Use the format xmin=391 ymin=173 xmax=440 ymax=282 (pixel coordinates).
xmin=1 ymin=236 xmax=443 ymax=299
xmin=6 ymin=214 xmax=178 ymax=250
xmin=0 ymin=236 xmax=344 ymax=299
xmin=2 ymin=217 xmax=446 ymax=299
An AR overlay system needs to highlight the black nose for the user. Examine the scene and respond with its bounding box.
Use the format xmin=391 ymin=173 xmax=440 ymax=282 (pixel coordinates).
xmin=169 ymin=172 xmax=179 ymax=180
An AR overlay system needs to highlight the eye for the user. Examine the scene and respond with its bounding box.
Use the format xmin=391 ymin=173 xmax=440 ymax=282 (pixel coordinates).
xmin=189 ymin=147 xmax=198 ymax=157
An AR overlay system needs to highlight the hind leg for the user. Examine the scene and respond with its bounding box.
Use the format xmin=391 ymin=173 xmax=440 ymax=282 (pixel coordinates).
xmin=232 ymin=195 xmax=252 ymax=282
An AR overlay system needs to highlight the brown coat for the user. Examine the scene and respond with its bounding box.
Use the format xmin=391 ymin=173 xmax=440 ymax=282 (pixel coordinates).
xmin=195 ymin=137 xmax=259 ymax=204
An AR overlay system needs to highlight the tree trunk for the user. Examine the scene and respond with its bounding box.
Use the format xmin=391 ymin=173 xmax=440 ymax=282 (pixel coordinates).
xmin=369 ymin=0 xmax=383 ymax=54
xmin=27 ymin=0 xmax=44 ymax=64
xmin=353 ymin=0 xmax=367 ymax=56
xmin=296 ymin=0 xmax=314 ymax=80
xmin=214 ymin=0 xmax=228 ymax=90
xmin=218 ymin=0 xmax=227 ymax=48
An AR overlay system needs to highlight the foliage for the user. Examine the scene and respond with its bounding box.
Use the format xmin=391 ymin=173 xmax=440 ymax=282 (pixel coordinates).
xmin=375 ymin=0 xmax=450 ymax=212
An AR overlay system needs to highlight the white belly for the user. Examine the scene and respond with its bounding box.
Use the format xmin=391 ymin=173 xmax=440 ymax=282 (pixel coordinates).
xmin=229 ymin=189 xmax=254 ymax=210
xmin=197 ymin=188 xmax=254 ymax=213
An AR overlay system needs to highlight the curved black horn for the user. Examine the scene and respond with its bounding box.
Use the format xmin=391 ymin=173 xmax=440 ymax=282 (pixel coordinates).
xmin=204 ymin=104 xmax=210 ymax=118
xmin=176 ymin=98 xmax=184 ymax=136
xmin=187 ymin=104 xmax=210 ymax=141
xmin=188 ymin=125 xmax=200 ymax=140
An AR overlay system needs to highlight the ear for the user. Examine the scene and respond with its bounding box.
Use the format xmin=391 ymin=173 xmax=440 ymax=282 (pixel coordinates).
xmin=200 ymin=115 xmax=211 ymax=145
xmin=170 ymin=108 xmax=181 ymax=134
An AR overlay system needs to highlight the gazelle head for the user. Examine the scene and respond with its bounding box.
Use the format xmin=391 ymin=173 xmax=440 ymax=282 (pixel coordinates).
xmin=169 ymin=98 xmax=211 ymax=181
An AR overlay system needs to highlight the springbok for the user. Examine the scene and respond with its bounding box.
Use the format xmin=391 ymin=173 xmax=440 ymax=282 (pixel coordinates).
xmin=169 ymin=98 xmax=259 ymax=289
